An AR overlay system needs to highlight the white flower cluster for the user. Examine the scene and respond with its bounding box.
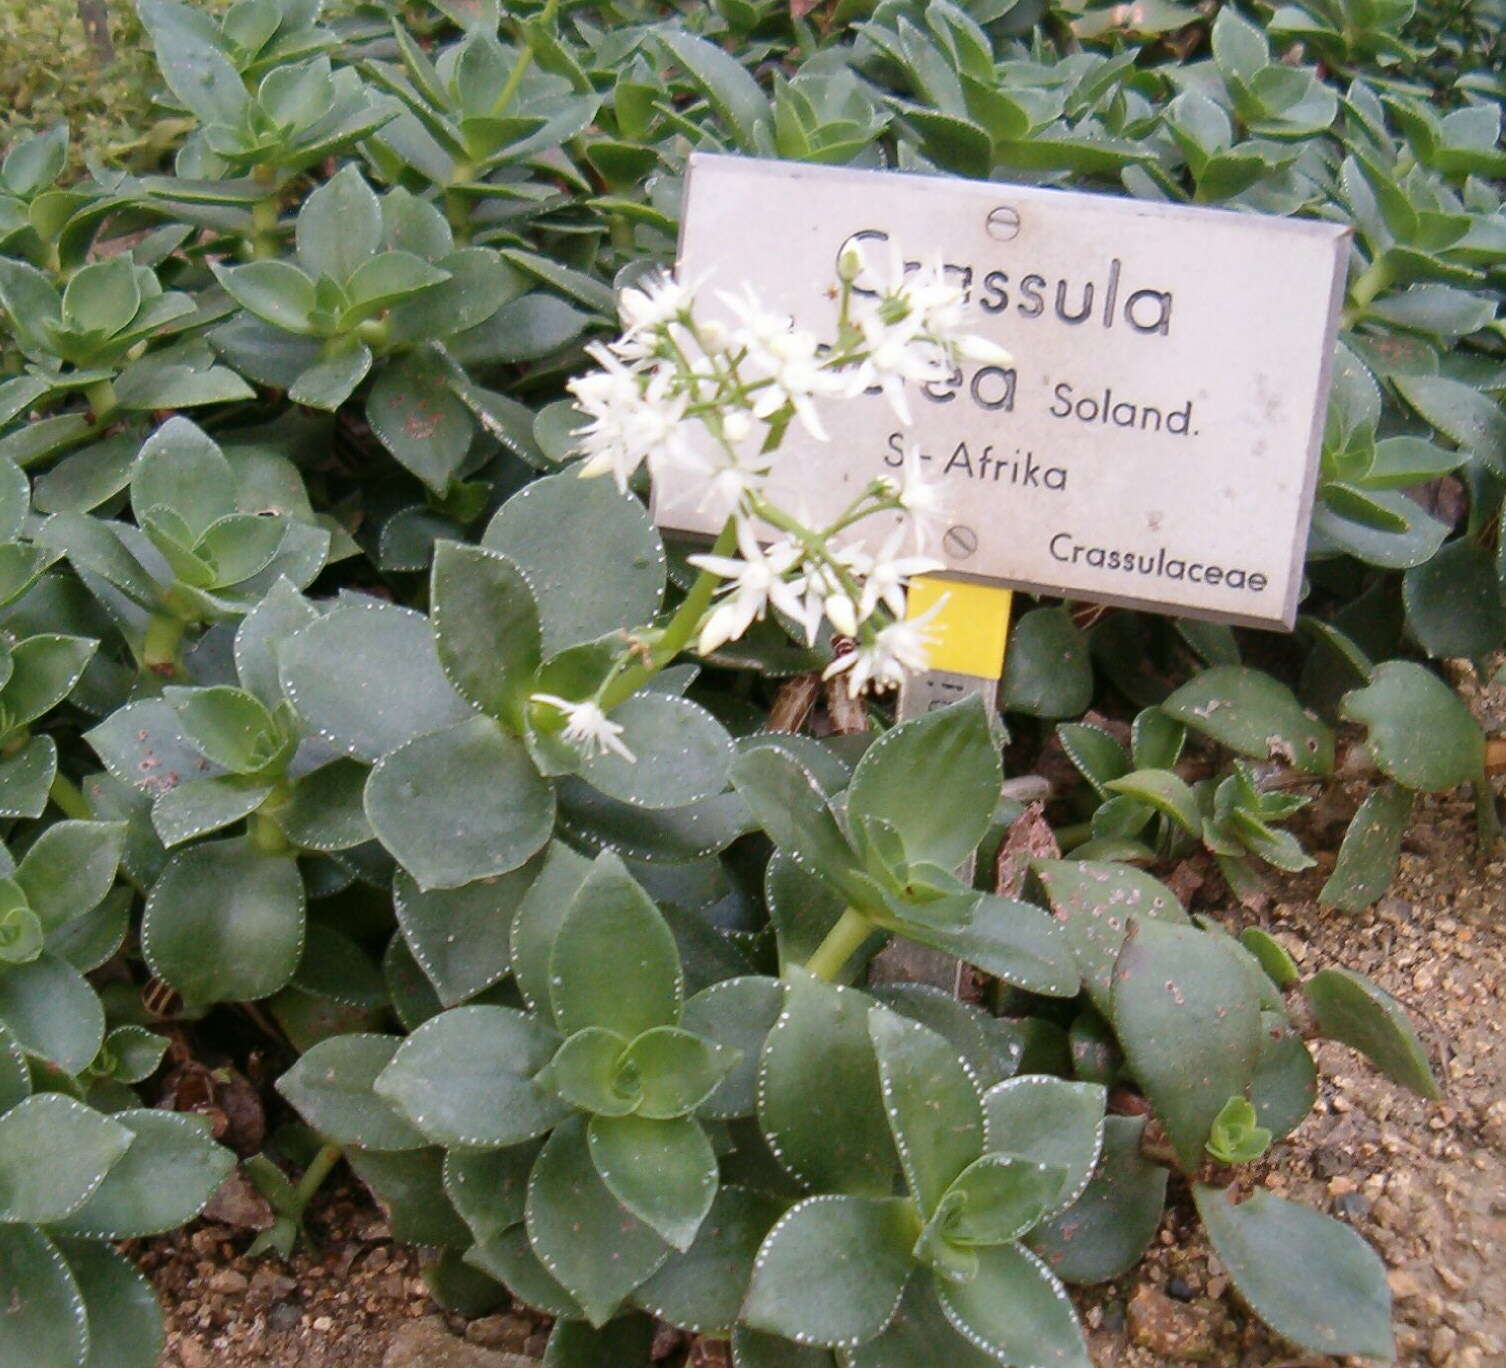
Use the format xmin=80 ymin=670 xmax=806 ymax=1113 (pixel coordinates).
xmin=560 ymin=242 xmax=1010 ymax=713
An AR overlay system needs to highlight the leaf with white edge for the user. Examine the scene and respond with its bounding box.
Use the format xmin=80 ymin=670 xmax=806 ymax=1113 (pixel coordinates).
xmin=295 ymin=163 xmax=381 ymax=284
xmin=395 ymin=859 xmax=538 ymax=1008
xmin=430 ymin=541 xmax=540 ymax=729
xmin=622 ymin=1028 xmax=735 ymax=1120
xmin=344 ymin=1147 xmax=470 ymax=1249
xmin=445 ymin=1141 xmax=540 ymax=1247
xmin=587 ymin=1113 xmax=718 ymax=1251
xmin=0 ymin=1095 xmax=132 ymax=1223
xmin=14 ymin=820 xmax=125 ymax=932
xmin=278 ymin=598 xmax=473 ymax=762
xmin=633 ymin=1185 xmax=782 ymax=1334
xmin=1111 ymin=919 xmax=1262 ymax=1171
xmin=1250 ymin=1014 xmax=1317 ymax=1141
xmin=211 ymin=259 xmax=317 ymax=334
xmin=1026 ymin=1115 xmax=1169 ymax=1285
xmin=911 ymin=894 xmax=1079 ymax=998
xmin=277 ymin=759 xmax=372 ymax=851
xmin=232 ymin=577 xmax=318 ymax=708
xmin=1193 ymin=1185 xmax=1394 ymax=1360
xmin=1103 ymin=769 xmax=1201 ymax=836
xmin=558 ymin=781 xmax=751 ymax=866
xmin=730 ymin=748 xmax=862 ymax=902
xmin=543 ymin=1314 xmax=656 ymax=1367
xmin=0 ymin=1227 xmax=88 ymax=1368
xmin=680 ymin=976 xmax=783 ymax=1119
xmin=163 ymin=685 xmax=280 ymax=773
xmin=578 ymin=695 xmax=734 ymax=811
xmin=509 ymin=842 xmax=594 ymax=1012
xmin=98 ymin=1025 xmax=167 ymax=1085
xmin=0 ymin=952 xmax=104 ymax=1073
xmin=870 ymin=985 xmax=1021 ymax=1091
xmin=1340 ymin=660 xmax=1483 ymax=792
xmin=1303 ymin=967 xmax=1439 ymax=1098
xmin=549 ymin=852 xmax=682 ymax=1039
xmin=981 ymin=1078 xmax=1107 ymax=1218
xmin=847 ymin=1273 xmax=999 ymax=1367
xmin=375 ymin=1005 xmax=567 ymax=1147
xmin=935 ymin=1240 xmax=1090 ymax=1368
xmin=57 ymin=1239 xmax=163 ymax=1368
xmin=277 ymin=1034 xmax=427 ymax=1151
xmin=0 ymin=1020 xmax=29 ymax=1112
xmin=1 ymin=633 xmax=97 ymax=729
xmin=757 ymin=970 xmax=898 ymax=1198
xmin=742 ymin=1195 xmax=915 ymax=1349
xmin=142 ymin=839 xmax=304 ymax=1006
xmin=85 ymin=698 xmax=221 ymax=798
xmin=1057 ymin=723 xmax=1129 ymax=799
xmin=152 ymin=774 xmax=273 ymax=847
xmin=730 ymin=1327 xmax=835 ymax=1367
xmin=365 ymin=716 xmax=554 ymax=890
xmin=1320 ymin=783 xmax=1414 ymax=913
xmin=466 ymin=1226 xmax=583 ymax=1320
xmin=483 ymin=472 xmax=665 ymax=656
xmin=846 ymin=696 xmax=1000 ymax=870
xmin=1161 ymin=666 xmax=1333 ymax=775
xmin=1032 ymin=861 xmax=1188 ymax=1017
xmin=0 ymin=734 xmax=58 ymax=818
xmin=1393 ymin=373 xmax=1506 ymax=458
xmin=931 ymin=1152 xmax=1067 ymax=1252
xmin=525 ymin=1115 xmax=672 ymax=1327
xmin=868 ymin=1009 xmax=983 ymax=1217
xmin=367 ymin=351 xmax=476 ymax=492
xmin=45 ymin=1109 xmax=233 ymax=1239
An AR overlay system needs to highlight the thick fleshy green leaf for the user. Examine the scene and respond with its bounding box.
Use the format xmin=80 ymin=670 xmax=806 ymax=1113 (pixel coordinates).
xmin=277 ymin=1034 xmax=427 ymax=1151
xmin=1303 ymin=967 xmax=1439 ymax=1098
xmin=1403 ymin=539 xmax=1506 ymax=660
xmin=163 ymin=685 xmax=280 ymax=773
xmin=846 ymin=696 xmax=999 ymax=870
xmin=549 ymin=852 xmax=682 ymax=1039
xmin=376 ymin=1005 xmax=567 ymax=1147
xmin=680 ymin=976 xmax=784 ymax=1119
xmin=1250 ymin=1014 xmax=1317 ymax=1141
xmin=587 ymin=1113 xmax=717 ymax=1250
xmin=870 ymin=985 xmax=1021 ymax=1091
xmin=525 ymin=1115 xmax=672 ymax=1327
xmin=430 ymin=541 xmax=540 ymax=729
xmin=1393 ymin=373 xmax=1506 ymax=458
xmin=578 ymin=695 xmax=734 ymax=811
xmin=933 ymin=1152 xmax=1066 ymax=1249
xmin=981 ymin=1078 xmax=1106 ymax=1218
xmin=344 ymin=1147 xmax=470 ymax=1249
xmin=633 ymin=1185 xmax=782 ymax=1334
xmin=295 ymin=163 xmax=382 ymax=283
xmin=0 ymin=952 xmax=104 ymax=1073
xmin=1032 ymin=861 xmax=1187 ymax=1017
xmin=444 ymin=1142 xmax=539 ymax=1244
xmin=910 ymin=894 xmax=1078 ymax=997
xmin=0 ymin=1020 xmax=29 ymax=1112
xmin=1056 ymin=723 xmax=1129 ymax=799
xmin=542 ymin=1027 xmax=636 ymax=1117
xmin=465 ymin=1225 xmax=583 ymax=1320
xmin=483 ymin=472 xmax=665 ymax=656
xmin=731 ymin=1327 xmax=835 ymax=1367
xmin=1320 ymin=783 xmax=1414 ymax=912
xmin=0 ymin=634 xmax=96 ymax=730
xmin=14 ymin=820 xmax=125 ymax=932
xmin=558 ymin=781 xmax=751 ymax=865
xmin=1161 ymin=666 xmax=1333 ymax=774
xmin=1026 ymin=1115 xmax=1168 ymax=1285
xmin=276 ymin=759 xmax=372 ymax=851
xmin=1340 ymin=660 xmax=1483 ymax=792
xmin=152 ymin=774 xmax=273 ymax=847
xmin=848 ymin=1275 xmax=999 ymax=1368
xmin=1103 ymin=769 xmax=1201 ymax=836
xmin=509 ymin=841 xmax=594 ymax=1012
xmin=757 ymin=970 xmax=898 ymax=1197
xmin=1111 ymin=919 xmax=1261 ymax=1170
xmin=0 ymin=1227 xmax=88 ymax=1368
xmin=395 ymin=859 xmax=537 ymax=1007
xmin=212 ymin=259 xmax=318 ymax=334
xmin=366 ymin=716 xmax=554 ymax=890
xmin=742 ymin=1195 xmax=915 ymax=1348
xmin=367 ymin=350 xmax=477 ymax=493
xmin=142 ymin=839 xmax=304 ymax=1006
xmin=45 ymin=1109 xmax=233 ymax=1239
xmin=1194 ymin=1185 xmax=1394 ymax=1360
xmin=0 ymin=1095 xmax=132 ymax=1223
xmin=56 ymin=1239 xmax=163 ymax=1368
xmin=542 ymin=1314 xmax=656 ymax=1368
xmin=622 ymin=1027 xmax=734 ymax=1120
xmin=868 ymin=1009 xmax=983 ymax=1216
xmin=935 ymin=1242 xmax=1089 ymax=1368
xmin=0 ymin=734 xmax=58 ymax=819
xmin=279 ymin=598 xmax=473 ymax=762
xmin=233 ymin=577 xmax=319 ymax=708
xmin=731 ymin=747 xmax=860 ymax=898
xmin=1000 ymin=607 xmax=1093 ymax=719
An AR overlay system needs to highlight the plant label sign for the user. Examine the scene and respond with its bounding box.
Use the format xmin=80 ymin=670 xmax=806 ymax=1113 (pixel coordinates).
xmin=668 ymin=154 xmax=1351 ymax=629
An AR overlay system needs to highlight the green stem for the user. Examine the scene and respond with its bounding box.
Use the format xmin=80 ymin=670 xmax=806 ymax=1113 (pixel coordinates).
xmin=49 ymin=772 xmax=93 ymax=821
xmin=596 ymin=517 xmax=738 ymax=711
xmin=804 ymin=907 xmax=874 ymax=982
xmin=294 ymin=1143 xmax=342 ymax=1212
xmin=84 ymin=378 xmax=117 ymax=423
xmin=249 ymin=808 xmax=291 ymax=856
xmin=493 ymin=0 xmax=559 ymax=118
xmin=1348 ymin=258 xmax=1391 ymax=311
xmin=142 ymin=615 xmax=187 ymax=679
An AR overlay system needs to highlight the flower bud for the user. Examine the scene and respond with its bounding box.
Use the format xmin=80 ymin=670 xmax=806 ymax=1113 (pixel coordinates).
xmin=956 ymin=334 xmax=1015 ymax=367
xmin=722 ymin=410 xmax=753 ymax=443
xmin=837 ymin=241 xmax=867 ymax=284
xmin=824 ymin=592 xmax=858 ymax=637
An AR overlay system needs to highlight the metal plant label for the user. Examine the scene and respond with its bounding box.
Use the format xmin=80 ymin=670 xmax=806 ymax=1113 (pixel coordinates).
xmin=668 ymin=154 xmax=1351 ymax=629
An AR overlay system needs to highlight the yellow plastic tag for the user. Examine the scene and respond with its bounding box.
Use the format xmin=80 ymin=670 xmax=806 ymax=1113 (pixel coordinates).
xmin=906 ymin=576 xmax=1013 ymax=680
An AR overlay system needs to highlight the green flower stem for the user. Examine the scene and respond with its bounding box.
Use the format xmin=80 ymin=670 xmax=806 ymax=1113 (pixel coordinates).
xmin=595 ymin=516 xmax=738 ymax=712
xmin=142 ymin=614 xmax=187 ymax=678
xmin=293 ymin=1142 xmax=342 ymax=1211
xmin=494 ymin=0 xmax=560 ymax=117
xmin=804 ymin=906 xmax=874 ymax=982
xmin=49 ymin=771 xmax=93 ymax=821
